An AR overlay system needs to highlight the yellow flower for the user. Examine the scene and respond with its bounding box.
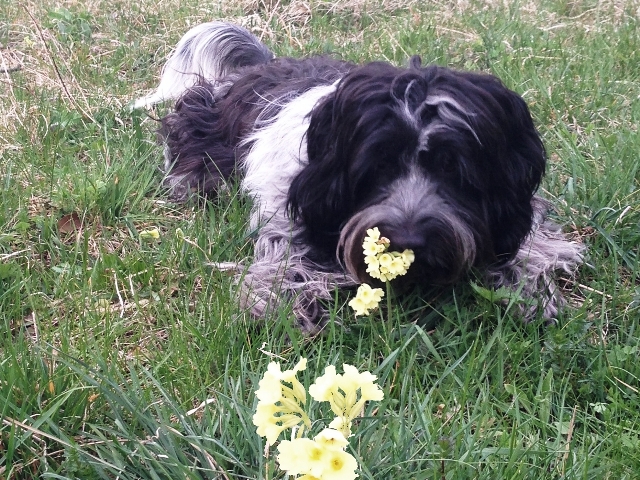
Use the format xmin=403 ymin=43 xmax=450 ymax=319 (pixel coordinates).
xmin=314 ymin=428 xmax=349 ymax=451
xmin=257 ymin=359 xmax=307 ymax=404
xmin=309 ymin=365 xmax=339 ymax=402
xmin=264 ymin=358 xmax=307 ymax=383
xmin=276 ymin=438 xmax=312 ymax=475
xmin=253 ymin=361 xmax=384 ymax=480
xmin=278 ymin=357 xmax=308 ymax=382
xmin=363 ymin=254 xmax=378 ymax=266
xmin=341 ymin=364 xmax=384 ymax=403
xmin=365 ymin=264 xmax=379 ymax=279
xmin=252 ymin=403 xmax=284 ymax=444
xmin=275 ymin=358 xmax=308 ymax=403
xmin=348 ymin=284 xmax=384 ymax=316
xmin=277 ymin=437 xmax=358 ymax=480
xmin=365 ymin=227 xmax=381 ymax=241
xmin=328 ymin=416 xmax=352 ymax=436
xmin=401 ymin=249 xmax=415 ymax=268
xmin=388 ymin=256 xmax=407 ymax=276
xmin=377 ymin=253 xmax=393 ymax=268
xmin=253 ymin=403 xmax=311 ymax=445
xmin=253 ymin=358 xmax=311 ymax=444
xmin=357 ymin=284 xmax=381 ymax=304
xmin=277 ymin=438 xmax=326 ymax=477
xmin=360 ymin=226 xmax=414 ymax=282
xmin=362 ymin=239 xmax=381 ymax=256
xmin=309 ymin=364 xmax=384 ymax=438
xmin=322 ymin=449 xmax=359 ymax=480
xmin=255 ymin=367 xmax=283 ymax=404
xmin=347 ymin=297 xmax=368 ymax=317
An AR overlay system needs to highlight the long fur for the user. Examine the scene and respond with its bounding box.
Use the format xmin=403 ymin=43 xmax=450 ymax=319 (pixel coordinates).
xmin=134 ymin=22 xmax=274 ymax=108
xmin=137 ymin=21 xmax=584 ymax=333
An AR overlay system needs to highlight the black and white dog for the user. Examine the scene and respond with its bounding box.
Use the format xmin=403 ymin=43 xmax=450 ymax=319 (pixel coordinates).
xmin=136 ymin=22 xmax=584 ymax=333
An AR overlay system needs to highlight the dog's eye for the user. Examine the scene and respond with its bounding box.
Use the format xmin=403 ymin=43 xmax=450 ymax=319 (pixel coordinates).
xmin=419 ymin=105 xmax=438 ymax=125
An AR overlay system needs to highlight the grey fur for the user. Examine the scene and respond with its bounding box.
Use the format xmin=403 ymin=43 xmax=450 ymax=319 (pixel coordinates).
xmin=338 ymin=167 xmax=478 ymax=285
xmin=238 ymin=215 xmax=357 ymax=334
xmin=486 ymin=197 xmax=585 ymax=319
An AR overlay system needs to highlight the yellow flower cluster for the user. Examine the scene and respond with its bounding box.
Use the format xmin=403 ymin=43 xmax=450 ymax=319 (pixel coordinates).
xmin=347 ymin=284 xmax=384 ymax=316
xmin=252 ymin=358 xmax=311 ymax=444
xmin=277 ymin=429 xmax=357 ymax=480
xmin=309 ymin=364 xmax=384 ymax=439
xmin=362 ymin=227 xmax=415 ymax=282
xmin=253 ymin=359 xmax=384 ymax=480
xmin=348 ymin=227 xmax=415 ymax=316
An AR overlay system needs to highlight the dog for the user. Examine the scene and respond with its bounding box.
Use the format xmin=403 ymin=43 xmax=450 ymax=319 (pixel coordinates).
xmin=135 ymin=21 xmax=584 ymax=334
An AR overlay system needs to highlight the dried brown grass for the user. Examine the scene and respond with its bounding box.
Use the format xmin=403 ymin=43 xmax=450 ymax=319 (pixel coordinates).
xmin=2 ymin=0 xmax=638 ymax=152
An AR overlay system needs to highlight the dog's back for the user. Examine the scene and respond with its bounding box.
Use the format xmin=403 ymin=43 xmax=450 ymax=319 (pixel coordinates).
xmin=140 ymin=23 xmax=353 ymax=201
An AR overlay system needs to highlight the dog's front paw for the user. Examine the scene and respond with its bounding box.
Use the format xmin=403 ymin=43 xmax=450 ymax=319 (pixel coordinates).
xmin=291 ymin=291 xmax=336 ymax=335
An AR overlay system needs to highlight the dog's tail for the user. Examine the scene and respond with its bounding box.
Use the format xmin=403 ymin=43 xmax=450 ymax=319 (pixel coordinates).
xmin=134 ymin=22 xmax=273 ymax=108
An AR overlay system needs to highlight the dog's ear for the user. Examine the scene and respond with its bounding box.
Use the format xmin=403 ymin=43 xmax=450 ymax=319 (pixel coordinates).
xmin=286 ymin=92 xmax=351 ymax=248
xmin=160 ymin=81 xmax=237 ymax=200
xmin=287 ymin=63 xmax=405 ymax=248
xmin=467 ymin=74 xmax=547 ymax=259
xmin=419 ymin=67 xmax=546 ymax=260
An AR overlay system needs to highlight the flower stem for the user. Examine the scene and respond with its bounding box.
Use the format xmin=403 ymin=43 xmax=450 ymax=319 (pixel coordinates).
xmin=385 ymin=280 xmax=392 ymax=316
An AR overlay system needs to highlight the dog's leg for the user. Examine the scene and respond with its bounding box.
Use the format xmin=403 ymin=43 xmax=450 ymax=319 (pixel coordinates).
xmin=239 ymin=261 xmax=351 ymax=335
xmin=237 ymin=220 xmax=357 ymax=335
xmin=485 ymin=197 xmax=585 ymax=321
xmin=233 ymin=83 xmax=356 ymax=334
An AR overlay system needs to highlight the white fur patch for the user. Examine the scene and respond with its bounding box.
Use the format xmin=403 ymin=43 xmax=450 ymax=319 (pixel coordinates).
xmin=241 ymin=83 xmax=338 ymax=231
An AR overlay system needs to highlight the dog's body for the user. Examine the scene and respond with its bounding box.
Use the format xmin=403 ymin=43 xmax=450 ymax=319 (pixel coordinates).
xmin=136 ymin=22 xmax=584 ymax=333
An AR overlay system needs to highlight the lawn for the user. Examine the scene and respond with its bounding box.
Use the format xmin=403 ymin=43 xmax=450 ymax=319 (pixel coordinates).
xmin=1 ymin=0 xmax=639 ymax=478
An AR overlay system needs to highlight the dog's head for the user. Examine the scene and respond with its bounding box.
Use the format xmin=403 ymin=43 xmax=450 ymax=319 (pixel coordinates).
xmin=287 ymin=57 xmax=545 ymax=285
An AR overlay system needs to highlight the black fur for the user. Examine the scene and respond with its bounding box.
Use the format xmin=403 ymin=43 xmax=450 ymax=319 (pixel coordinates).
xmin=161 ymin=53 xmax=545 ymax=281
xmin=288 ymin=58 xmax=546 ymax=273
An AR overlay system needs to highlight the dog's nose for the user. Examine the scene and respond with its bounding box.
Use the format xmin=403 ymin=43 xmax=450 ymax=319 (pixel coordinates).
xmin=387 ymin=229 xmax=426 ymax=251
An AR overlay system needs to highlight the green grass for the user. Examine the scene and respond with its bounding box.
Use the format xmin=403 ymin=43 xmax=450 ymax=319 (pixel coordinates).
xmin=1 ymin=0 xmax=640 ymax=478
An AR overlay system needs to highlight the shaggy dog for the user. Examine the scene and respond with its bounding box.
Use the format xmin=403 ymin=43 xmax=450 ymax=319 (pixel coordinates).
xmin=135 ymin=22 xmax=584 ymax=334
